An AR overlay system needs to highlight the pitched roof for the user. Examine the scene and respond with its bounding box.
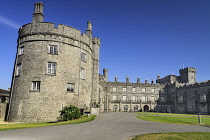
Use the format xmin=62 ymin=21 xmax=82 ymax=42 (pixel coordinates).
xmin=0 ymin=89 xmax=10 ymax=97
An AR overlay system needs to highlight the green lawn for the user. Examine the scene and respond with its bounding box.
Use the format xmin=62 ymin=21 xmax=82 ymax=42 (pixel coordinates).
xmin=136 ymin=112 xmax=210 ymax=117
xmin=132 ymin=132 xmax=210 ymax=140
xmin=0 ymin=114 xmax=96 ymax=131
xmin=136 ymin=112 xmax=210 ymax=126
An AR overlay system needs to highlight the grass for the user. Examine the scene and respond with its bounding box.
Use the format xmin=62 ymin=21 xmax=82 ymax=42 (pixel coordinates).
xmin=136 ymin=112 xmax=210 ymax=126
xmin=136 ymin=112 xmax=210 ymax=117
xmin=132 ymin=132 xmax=210 ymax=140
xmin=0 ymin=114 xmax=96 ymax=131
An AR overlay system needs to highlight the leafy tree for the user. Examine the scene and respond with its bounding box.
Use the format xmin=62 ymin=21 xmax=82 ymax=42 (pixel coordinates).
xmin=58 ymin=105 xmax=81 ymax=121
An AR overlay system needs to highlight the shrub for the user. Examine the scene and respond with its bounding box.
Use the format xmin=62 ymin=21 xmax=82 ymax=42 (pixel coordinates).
xmin=58 ymin=105 xmax=81 ymax=121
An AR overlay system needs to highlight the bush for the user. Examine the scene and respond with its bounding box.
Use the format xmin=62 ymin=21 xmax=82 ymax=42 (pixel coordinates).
xmin=58 ymin=105 xmax=81 ymax=121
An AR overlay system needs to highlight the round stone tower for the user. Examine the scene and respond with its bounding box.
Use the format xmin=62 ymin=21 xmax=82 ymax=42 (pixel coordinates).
xmin=7 ymin=2 xmax=100 ymax=122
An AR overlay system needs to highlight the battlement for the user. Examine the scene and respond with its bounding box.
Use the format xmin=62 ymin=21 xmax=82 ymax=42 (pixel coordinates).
xmin=179 ymin=67 xmax=196 ymax=73
xmin=177 ymin=80 xmax=210 ymax=89
xmin=156 ymin=74 xmax=177 ymax=84
xmin=92 ymin=37 xmax=100 ymax=45
xmin=19 ymin=22 xmax=92 ymax=45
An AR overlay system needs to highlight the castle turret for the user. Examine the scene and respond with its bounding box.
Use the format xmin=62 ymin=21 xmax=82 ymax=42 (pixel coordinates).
xmin=33 ymin=2 xmax=44 ymax=23
xmin=179 ymin=67 xmax=196 ymax=84
xmin=86 ymin=21 xmax=92 ymax=38
xmin=8 ymin=3 xmax=101 ymax=122
xmin=103 ymin=69 xmax=108 ymax=82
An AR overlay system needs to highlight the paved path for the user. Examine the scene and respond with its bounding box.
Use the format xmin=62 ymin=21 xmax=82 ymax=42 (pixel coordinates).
xmin=0 ymin=112 xmax=210 ymax=140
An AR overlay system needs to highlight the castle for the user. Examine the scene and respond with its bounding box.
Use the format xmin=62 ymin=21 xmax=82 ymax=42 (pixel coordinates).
xmin=6 ymin=2 xmax=210 ymax=122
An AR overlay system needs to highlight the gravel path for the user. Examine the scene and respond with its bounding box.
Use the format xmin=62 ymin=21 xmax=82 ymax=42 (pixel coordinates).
xmin=0 ymin=112 xmax=209 ymax=140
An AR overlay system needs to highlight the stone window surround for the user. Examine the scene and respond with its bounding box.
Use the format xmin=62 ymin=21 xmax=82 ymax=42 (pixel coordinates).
xmin=122 ymin=87 xmax=127 ymax=92
xmin=31 ymin=81 xmax=41 ymax=91
xmin=16 ymin=63 xmax=21 ymax=76
xmin=80 ymin=68 xmax=85 ymax=79
xmin=19 ymin=46 xmax=24 ymax=55
xmin=48 ymin=45 xmax=58 ymax=55
xmin=47 ymin=62 xmax=57 ymax=75
xmin=81 ymin=52 xmax=87 ymax=62
xmin=67 ymin=83 xmax=75 ymax=93
xmin=113 ymin=87 xmax=117 ymax=92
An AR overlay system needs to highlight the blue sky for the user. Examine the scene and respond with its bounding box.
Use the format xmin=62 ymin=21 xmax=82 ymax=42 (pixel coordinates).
xmin=1 ymin=0 xmax=210 ymax=89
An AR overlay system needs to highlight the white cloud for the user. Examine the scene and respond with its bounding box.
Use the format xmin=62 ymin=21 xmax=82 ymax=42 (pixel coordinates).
xmin=0 ymin=15 xmax=20 ymax=29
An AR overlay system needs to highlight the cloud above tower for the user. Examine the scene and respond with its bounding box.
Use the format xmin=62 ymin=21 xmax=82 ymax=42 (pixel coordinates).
xmin=0 ymin=15 xmax=20 ymax=29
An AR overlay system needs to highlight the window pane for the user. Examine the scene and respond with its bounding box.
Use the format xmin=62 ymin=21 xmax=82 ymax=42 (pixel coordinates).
xmin=67 ymin=83 xmax=75 ymax=92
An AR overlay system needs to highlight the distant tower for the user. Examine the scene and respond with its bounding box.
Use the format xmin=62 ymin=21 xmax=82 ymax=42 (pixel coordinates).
xmin=103 ymin=69 xmax=108 ymax=82
xmin=179 ymin=67 xmax=196 ymax=84
xmin=7 ymin=3 xmax=100 ymax=122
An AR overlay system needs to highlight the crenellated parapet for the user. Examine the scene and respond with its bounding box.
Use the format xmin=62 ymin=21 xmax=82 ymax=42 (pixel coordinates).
xmin=92 ymin=37 xmax=100 ymax=45
xmin=179 ymin=67 xmax=196 ymax=73
xmin=18 ymin=22 xmax=95 ymax=55
xmin=177 ymin=80 xmax=210 ymax=89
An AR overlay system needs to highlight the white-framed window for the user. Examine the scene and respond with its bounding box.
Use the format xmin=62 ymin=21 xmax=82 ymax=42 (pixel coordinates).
xmin=113 ymin=87 xmax=117 ymax=92
xmin=81 ymin=53 xmax=86 ymax=61
xmin=31 ymin=81 xmax=40 ymax=91
xmin=151 ymin=88 xmax=155 ymax=93
xmin=200 ymin=94 xmax=207 ymax=102
xmin=132 ymin=88 xmax=136 ymax=92
xmin=80 ymin=68 xmax=85 ymax=79
xmin=123 ymin=87 xmax=127 ymax=92
xmin=19 ymin=46 xmax=24 ymax=55
xmin=113 ymin=95 xmax=117 ymax=100
xmin=49 ymin=45 xmax=58 ymax=54
xmin=141 ymin=88 xmax=146 ymax=93
xmin=47 ymin=62 xmax=56 ymax=75
xmin=123 ymin=95 xmax=127 ymax=101
xmin=16 ymin=64 xmax=21 ymax=76
xmin=67 ymin=83 xmax=75 ymax=92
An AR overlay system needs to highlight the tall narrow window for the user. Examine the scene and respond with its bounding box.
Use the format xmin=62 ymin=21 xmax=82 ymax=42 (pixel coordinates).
xmin=49 ymin=45 xmax=58 ymax=54
xmin=81 ymin=53 xmax=86 ymax=61
xmin=80 ymin=68 xmax=85 ymax=79
xmin=132 ymin=96 xmax=136 ymax=101
xmin=31 ymin=81 xmax=40 ymax=91
xmin=19 ymin=46 xmax=24 ymax=55
xmin=16 ymin=64 xmax=21 ymax=76
xmin=200 ymin=94 xmax=207 ymax=102
xmin=141 ymin=96 xmax=146 ymax=102
xmin=67 ymin=83 xmax=75 ymax=92
xmin=113 ymin=95 xmax=117 ymax=100
xmin=47 ymin=62 xmax=56 ymax=75
xmin=123 ymin=95 xmax=127 ymax=101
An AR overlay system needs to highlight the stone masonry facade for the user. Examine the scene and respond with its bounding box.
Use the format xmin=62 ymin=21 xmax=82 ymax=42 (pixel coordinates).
xmin=6 ymin=2 xmax=210 ymax=122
